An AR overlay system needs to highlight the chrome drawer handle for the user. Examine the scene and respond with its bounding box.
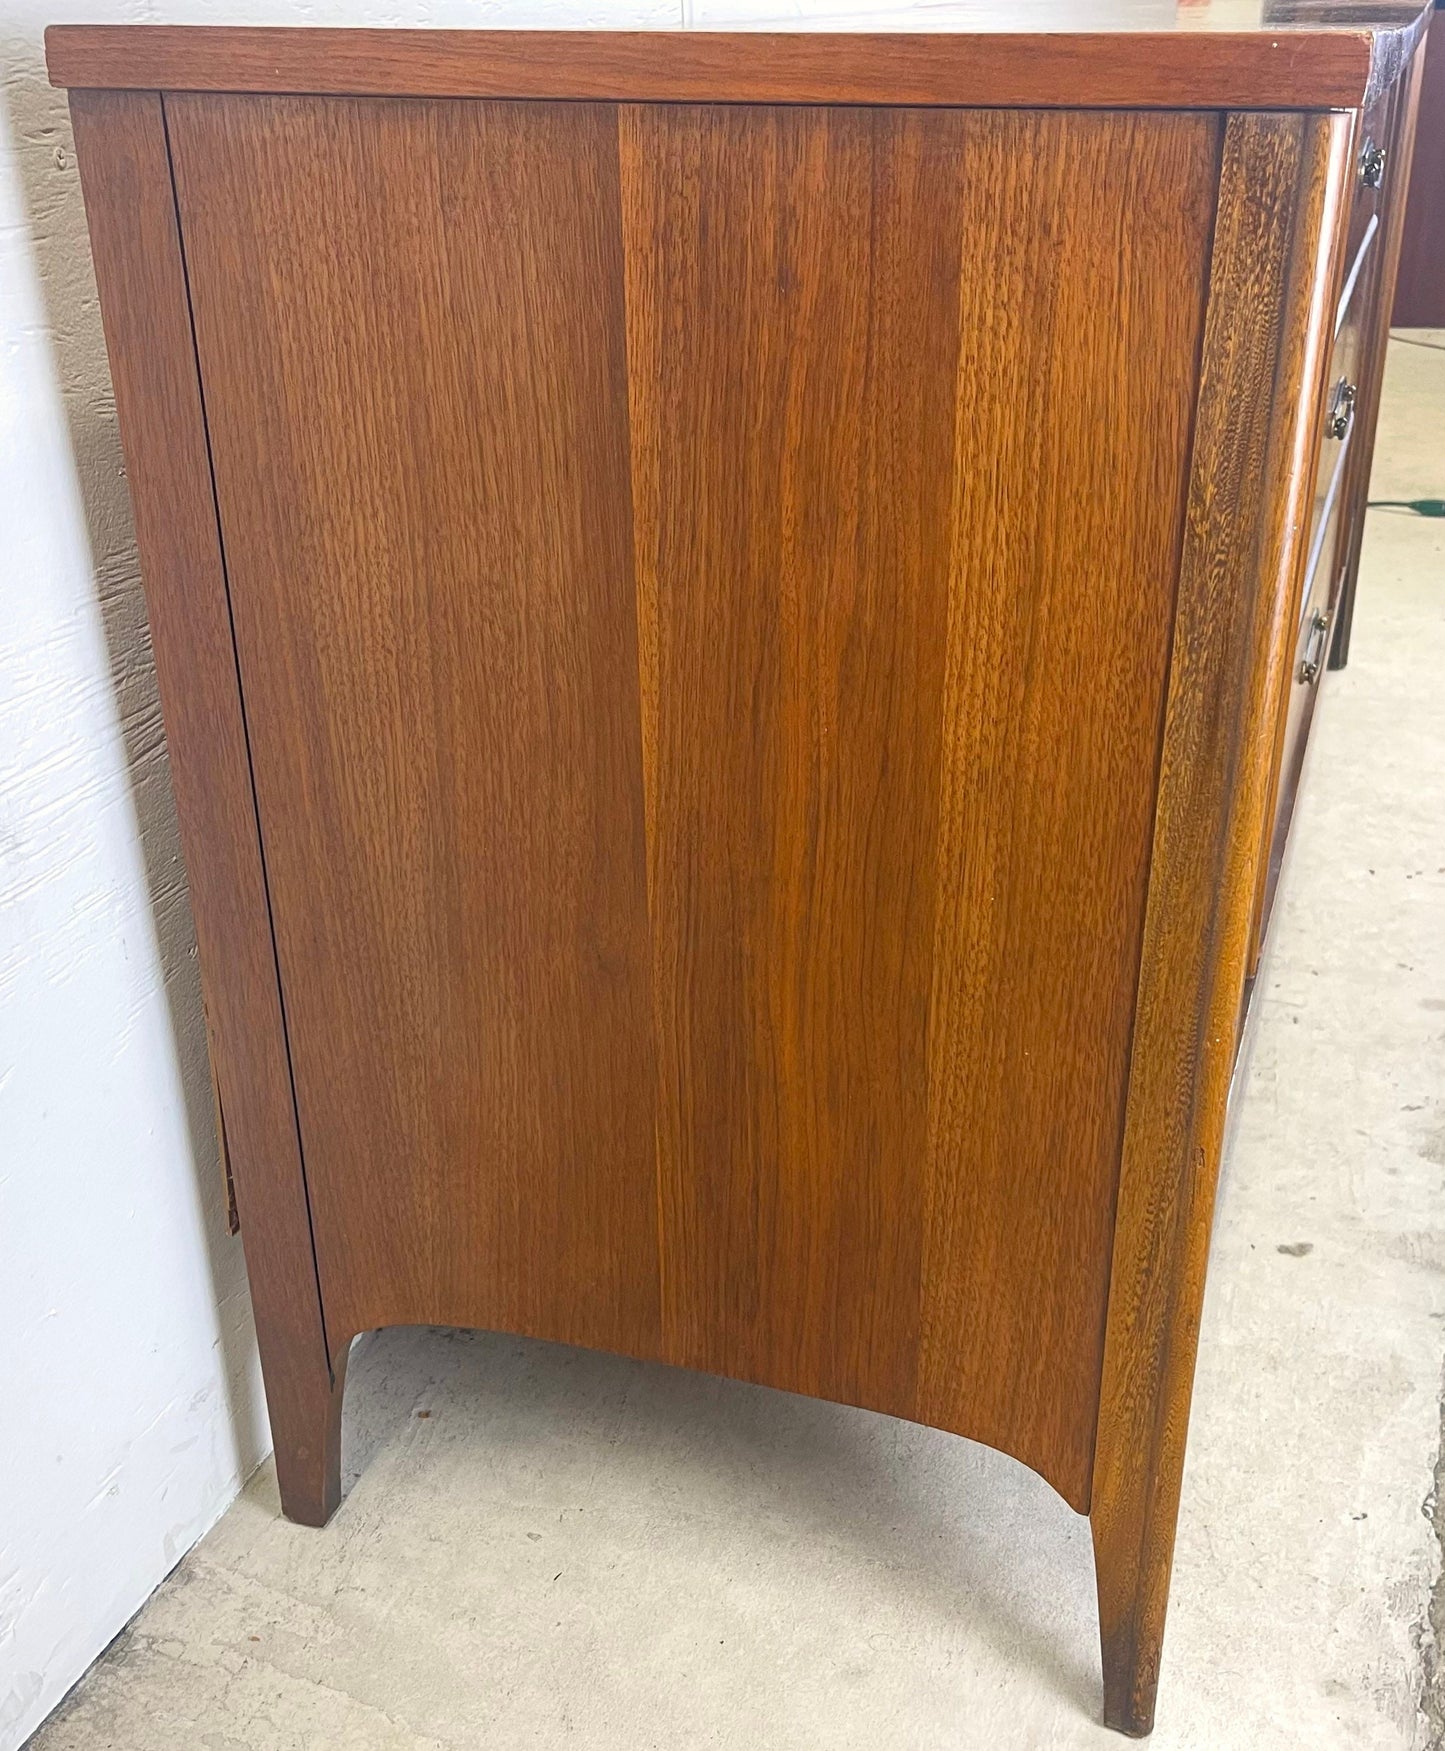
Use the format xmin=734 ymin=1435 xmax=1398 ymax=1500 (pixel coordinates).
xmin=1360 ymin=141 xmax=1387 ymax=190
xmin=1328 ymin=378 xmax=1357 ymax=441
xmin=1299 ymin=610 xmax=1330 ymax=684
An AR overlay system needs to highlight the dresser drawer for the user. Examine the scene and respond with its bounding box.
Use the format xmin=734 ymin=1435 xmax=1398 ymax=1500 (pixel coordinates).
xmin=1258 ymin=486 xmax=1341 ymax=928
xmin=1285 ymin=510 xmax=1337 ymax=768
xmin=1305 ymin=295 xmax=1366 ymax=571
xmin=1301 ymin=372 xmax=1355 ymax=625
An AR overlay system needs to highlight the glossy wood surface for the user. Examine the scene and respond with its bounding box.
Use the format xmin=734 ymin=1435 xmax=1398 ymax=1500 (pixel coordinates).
xmin=46 ymin=13 xmax=1428 ymax=110
xmin=1090 ymin=109 xmax=1350 ymax=1736
xmin=67 ymin=90 xmax=344 ymax=1525
xmin=165 ymin=94 xmax=1213 ymax=1513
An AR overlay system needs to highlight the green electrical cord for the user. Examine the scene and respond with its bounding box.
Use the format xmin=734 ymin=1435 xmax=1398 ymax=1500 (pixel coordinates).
xmin=1366 ymin=498 xmax=1445 ymax=517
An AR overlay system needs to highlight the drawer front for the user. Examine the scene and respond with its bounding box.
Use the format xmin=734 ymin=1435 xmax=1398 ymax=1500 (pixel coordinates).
xmin=1304 ymin=286 xmax=1368 ymax=585
xmin=1257 ymin=485 xmax=1341 ymax=934
xmin=1301 ymin=365 xmax=1356 ymax=624
xmin=1282 ymin=508 xmax=1337 ymax=788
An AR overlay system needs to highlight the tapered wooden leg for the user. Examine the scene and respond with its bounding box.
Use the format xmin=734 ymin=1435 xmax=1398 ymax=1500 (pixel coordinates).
xmin=1091 ymin=1496 xmax=1178 ymax=1738
xmin=1082 ymin=111 xmax=1358 ymax=1741
xmin=270 ymin=1342 xmax=349 ymax=1528
xmin=69 ymin=90 xmax=352 ymax=1531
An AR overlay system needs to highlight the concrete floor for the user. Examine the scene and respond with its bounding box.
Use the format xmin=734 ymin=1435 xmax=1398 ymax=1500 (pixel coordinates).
xmin=29 ymin=335 xmax=1445 ymax=1750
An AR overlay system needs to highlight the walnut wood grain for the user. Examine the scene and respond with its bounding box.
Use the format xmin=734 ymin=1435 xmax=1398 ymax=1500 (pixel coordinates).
xmin=67 ymin=90 xmax=344 ymax=1526
xmin=1090 ymin=109 xmax=1351 ymax=1738
xmin=44 ymin=18 xmax=1429 ymax=112
xmin=164 ymin=93 xmax=664 ymax=1368
xmin=154 ymin=90 xmax=1218 ymax=1516
xmin=621 ymin=101 xmax=962 ymax=1436
xmin=913 ymin=111 xmax=1218 ymax=1500
xmin=622 ymin=103 xmax=1216 ymax=1509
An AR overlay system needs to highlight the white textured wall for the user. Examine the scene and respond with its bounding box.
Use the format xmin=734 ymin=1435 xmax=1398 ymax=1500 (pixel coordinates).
xmin=0 ymin=20 xmax=268 ymax=1751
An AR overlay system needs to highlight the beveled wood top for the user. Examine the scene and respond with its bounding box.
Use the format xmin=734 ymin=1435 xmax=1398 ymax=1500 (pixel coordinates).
xmin=46 ymin=5 xmax=1429 ymax=112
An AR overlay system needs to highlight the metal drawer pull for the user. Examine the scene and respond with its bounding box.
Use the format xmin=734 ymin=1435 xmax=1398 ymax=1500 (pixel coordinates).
xmin=1299 ymin=610 xmax=1330 ymax=684
xmin=1328 ymin=377 xmax=1357 ymax=440
xmin=1360 ymin=140 xmax=1387 ymax=189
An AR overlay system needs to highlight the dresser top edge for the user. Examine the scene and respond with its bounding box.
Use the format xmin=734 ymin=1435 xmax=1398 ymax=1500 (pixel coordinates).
xmin=45 ymin=17 xmax=1430 ymax=112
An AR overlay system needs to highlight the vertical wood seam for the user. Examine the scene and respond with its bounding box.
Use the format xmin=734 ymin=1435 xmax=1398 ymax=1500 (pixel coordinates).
xmin=158 ymin=91 xmax=335 ymax=1374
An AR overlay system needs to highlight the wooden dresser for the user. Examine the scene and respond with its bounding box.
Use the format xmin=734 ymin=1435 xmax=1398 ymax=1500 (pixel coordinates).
xmin=48 ymin=13 xmax=1428 ymax=1734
